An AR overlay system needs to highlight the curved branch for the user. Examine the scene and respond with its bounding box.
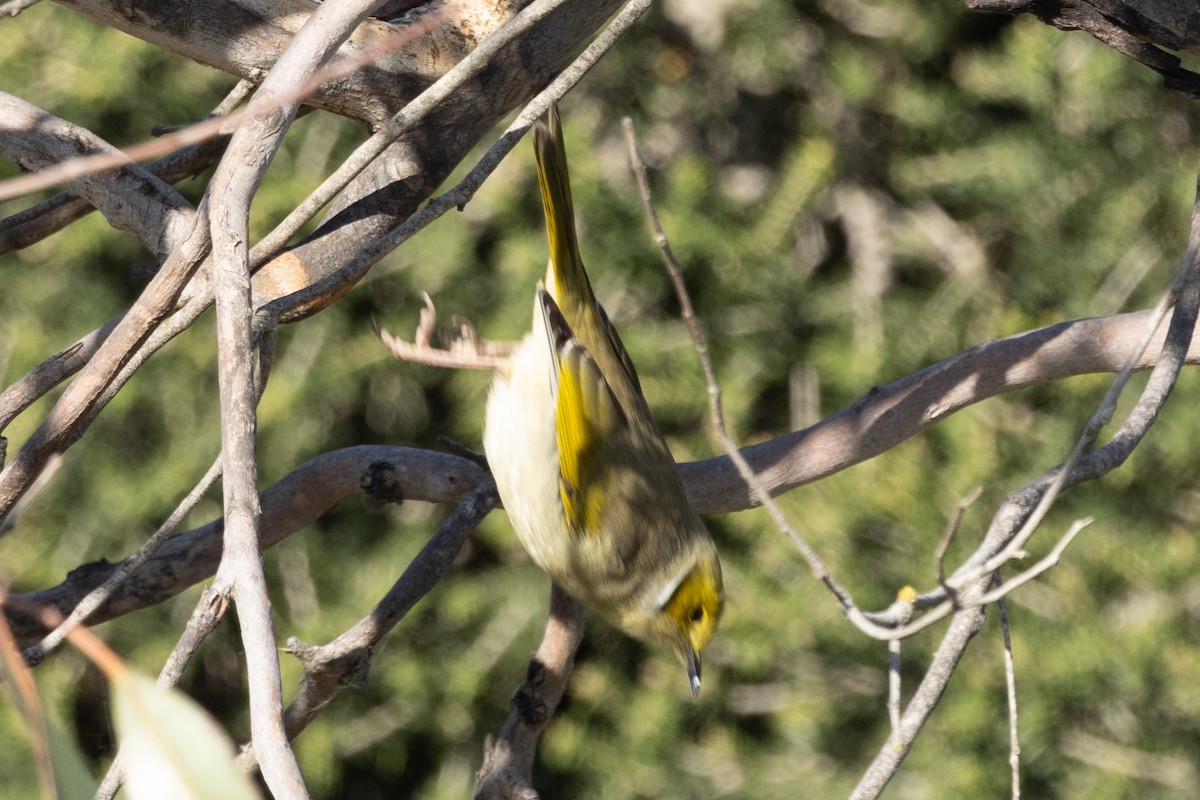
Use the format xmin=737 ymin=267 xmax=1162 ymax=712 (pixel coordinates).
xmin=0 ymin=92 xmax=195 ymax=260
xmin=0 ymin=133 xmax=229 ymax=256
xmin=2 ymin=446 xmax=487 ymax=647
xmin=682 ymin=307 xmax=1194 ymax=513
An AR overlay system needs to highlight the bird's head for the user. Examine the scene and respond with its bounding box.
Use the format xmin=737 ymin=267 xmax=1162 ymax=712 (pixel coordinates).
xmin=636 ymin=548 xmax=724 ymax=698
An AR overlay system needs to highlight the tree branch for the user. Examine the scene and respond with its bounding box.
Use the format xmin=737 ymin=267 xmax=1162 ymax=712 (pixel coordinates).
xmin=205 ymin=5 xmax=383 ymax=791
xmin=0 ymin=92 xmax=195 ymax=260
xmin=966 ymin=0 xmax=1200 ymax=97
xmin=680 ymin=307 xmax=1199 ymax=513
xmin=475 ymin=585 xmax=584 ymax=800
xmin=0 ymin=128 xmax=230 ymax=257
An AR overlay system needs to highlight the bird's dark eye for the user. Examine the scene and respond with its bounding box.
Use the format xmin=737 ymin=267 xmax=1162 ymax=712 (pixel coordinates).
xmin=690 ymin=607 xmax=705 ymax=623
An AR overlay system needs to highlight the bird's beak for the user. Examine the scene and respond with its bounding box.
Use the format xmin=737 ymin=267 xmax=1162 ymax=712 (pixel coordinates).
xmin=686 ymin=646 xmax=702 ymax=698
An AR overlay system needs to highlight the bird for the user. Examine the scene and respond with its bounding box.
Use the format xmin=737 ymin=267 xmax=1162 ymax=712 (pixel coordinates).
xmin=483 ymin=104 xmax=724 ymax=697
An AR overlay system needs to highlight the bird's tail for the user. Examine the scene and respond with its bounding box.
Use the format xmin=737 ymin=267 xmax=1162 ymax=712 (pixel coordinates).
xmin=534 ymin=103 xmax=594 ymax=313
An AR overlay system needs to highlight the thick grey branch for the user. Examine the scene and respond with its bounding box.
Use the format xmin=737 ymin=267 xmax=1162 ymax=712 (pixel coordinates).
xmin=682 ymin=307 xmax=1197 ymax=513
xmin=0 ymin=92 xmax=195 ymax=260
xmin=2 ymin=446 xmax=486 ymax=648
xmin=0 ymin=133 xmax=228 ymax=256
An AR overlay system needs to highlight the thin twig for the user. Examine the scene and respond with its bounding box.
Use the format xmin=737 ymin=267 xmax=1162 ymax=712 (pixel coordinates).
xmin=972 ymin=519 xmax=1091 ymax=606
xmin=852 ymin=158 xmax=1200 ymax=798
xmin=151 ymin=79 xmax=255 ymax=136
xmin=934 ymin=486 xmax=982 ymax=602
xmin=997 ymin=577 xmax=1021 ymax=800
xmin=621 ymin=115 xmax=873 ymax=627
xmin=94 ymin=583 xmax=232 ymax=800
xmin=887 ymin=639 xmax=902 ymax=734
xmin=0 ymin=454 xmax=60 ymax=538
xmin=22 ymin=457 xmax=222 ymax=666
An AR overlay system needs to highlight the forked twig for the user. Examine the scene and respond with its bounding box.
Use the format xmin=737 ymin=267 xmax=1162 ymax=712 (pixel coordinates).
xmin=375 ymin=292 xmax=513 ymax=371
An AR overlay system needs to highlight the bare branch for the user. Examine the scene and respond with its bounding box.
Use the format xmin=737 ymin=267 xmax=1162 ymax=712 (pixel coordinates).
xmin=7 ymin=294 xmax=1200 ymax=648
xmin=972 ymin=519 xmax=1091 ymax=606
xmin=0 ymin=80 xmax=240 ymax=255
xmin=0 ymin=92 xmax=195 ymax=260
xmin=0 ymin=205 xmax=211 ymax=529
xmin=0 ymin=454 xmax=59 ymax=538
xmin=0 ymin=5 xmax=446 ymax=204
xmin=934 ymin=486 xmax=982 ymax=600
xmin=241 ymin=478 xmax=501 ymax=764
xmin=887 ymin=639 xmax=901 ymax=733
xmin=997 ymin=586 xmax=1021 ymax=800
xmin=475 ymin=585 xmax=584 ymax=800
xmin=680 ymin=307 xmax=1200 ymax=514
xmin=0 ymin=0 xmax=659 ymax=451
xmin=2 ymin=444 xmax=484 ymax=646
xmin=205 ymin=6 xmax=389 ymax=794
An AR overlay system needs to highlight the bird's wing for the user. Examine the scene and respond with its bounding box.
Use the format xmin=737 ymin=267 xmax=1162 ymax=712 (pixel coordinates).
xmin=539 ymin=288 xmax=627 ymax=535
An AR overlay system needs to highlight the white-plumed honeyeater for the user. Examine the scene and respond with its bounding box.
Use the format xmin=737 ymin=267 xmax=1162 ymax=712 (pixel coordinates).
xmin=484 ymin=105 xmax=724 ymax=696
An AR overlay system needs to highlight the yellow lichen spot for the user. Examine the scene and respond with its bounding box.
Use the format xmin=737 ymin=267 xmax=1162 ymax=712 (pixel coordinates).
xmin=896 ymin=585 xmax=918 ymax=604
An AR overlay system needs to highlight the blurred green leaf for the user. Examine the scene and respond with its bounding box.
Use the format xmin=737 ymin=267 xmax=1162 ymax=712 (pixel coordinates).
xmin=112 ymin=670 xmax=259 ymax=800
xmin=44 ymin=723 xmax=97 ymax=800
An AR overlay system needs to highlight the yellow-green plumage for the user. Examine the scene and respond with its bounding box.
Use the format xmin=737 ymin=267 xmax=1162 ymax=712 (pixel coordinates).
xmin=484 ymin=105 xmax=724 ymax=696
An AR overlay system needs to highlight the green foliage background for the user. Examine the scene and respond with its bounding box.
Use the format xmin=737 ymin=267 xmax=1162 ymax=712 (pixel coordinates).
xmin=3 ymin=1 xmax=1200 ymax=798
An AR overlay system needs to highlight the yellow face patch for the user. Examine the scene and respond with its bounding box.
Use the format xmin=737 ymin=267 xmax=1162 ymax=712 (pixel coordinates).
xmin=662 ymin=559 xmax=724 ymax=653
